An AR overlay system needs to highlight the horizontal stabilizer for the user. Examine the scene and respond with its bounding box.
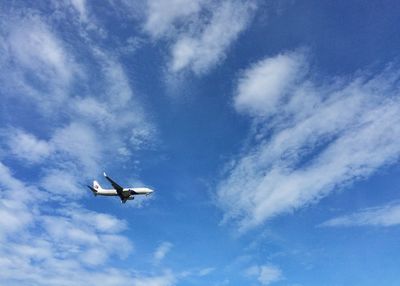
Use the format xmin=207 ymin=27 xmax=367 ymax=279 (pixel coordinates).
xmin=87 ymin=185 xmax=98 ymax=196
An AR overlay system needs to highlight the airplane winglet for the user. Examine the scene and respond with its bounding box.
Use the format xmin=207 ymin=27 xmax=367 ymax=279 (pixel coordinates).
xmin=103 ymin=172 xmax=107 ymax=177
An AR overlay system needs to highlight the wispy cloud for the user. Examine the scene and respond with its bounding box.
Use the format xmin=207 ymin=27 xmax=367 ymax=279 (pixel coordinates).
xmin=69 ymin=0 xmax=88 ymax=21
xmin=217 ymin=50 xmax=400 ymax=231
xmin=132 ymin=271 xmax=177 ymax=286
xmin=144 ymin=0 xmax=204 ymax=39
xmin=170 ymin=1 xmax=256 ymax=74
xmin=154 ymin=241 xmax=173 ymax=264
xmin=320 ymin=201 xmax=400 ymax=227
xmin=246 ymin=264 xmax=283 ymax=285
xmin=143 ymin=0 xmax=256 ymax=75
xmin=0 ymin=13 xmax=78 ymax=112
xmin=0 ymin=9 xmax=156 ymax=181
xmin=1 ymin=129 xmax=52 ymax=164
xmin=0 ymin=6 xmax=166 ymax=285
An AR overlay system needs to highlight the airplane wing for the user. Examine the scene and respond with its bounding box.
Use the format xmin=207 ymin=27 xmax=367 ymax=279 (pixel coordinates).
xmin=103 ymin=172 xmax=124 ymax=199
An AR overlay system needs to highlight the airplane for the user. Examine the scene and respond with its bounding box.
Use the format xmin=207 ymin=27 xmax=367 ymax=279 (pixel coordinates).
xmin=87 ymin=172 xmax=154 ymax=203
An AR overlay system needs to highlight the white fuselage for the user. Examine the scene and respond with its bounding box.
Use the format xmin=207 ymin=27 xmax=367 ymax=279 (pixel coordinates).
xmin=91 ymin=174 xmax=154 ymax=203
xmin=97 ymin=187 xmax=154 ymax=196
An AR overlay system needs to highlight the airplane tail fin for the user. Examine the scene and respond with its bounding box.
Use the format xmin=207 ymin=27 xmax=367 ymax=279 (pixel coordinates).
xmin=87 ymin=180 xmax=103 ymax=196
xmin=93 ymin=180 xmax=103 ymax=191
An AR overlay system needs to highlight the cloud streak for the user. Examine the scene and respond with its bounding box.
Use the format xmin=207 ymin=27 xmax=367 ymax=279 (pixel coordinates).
xmin=320 ymin=201 xmax=400 ymax=227
xmin=217 ymin=51 xmax=400 ymax=231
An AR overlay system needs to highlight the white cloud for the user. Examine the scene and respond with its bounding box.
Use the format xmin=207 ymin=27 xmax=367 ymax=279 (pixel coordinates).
xmin=40 ymin=169 xmax=85 ymax=198
xmin=69 ymin=0 xmax=88 ymax=21
xmin=154 ymin=241 xmax=173 ymax=263
xmin=41 ymin=207 xmax=133 ymax=266
xmin=234 ymin=51 xmax=307 ymax=117
xmin=0 ymin=162 xmax=141 ymax=285
xmin=144 ymin=0 xmax=204 ymax=39
xmin=246 ymin=264 xmax=283 ymax=285
xmin=0 ymin=15 xmax=78 ymax=113
xmin=143 ymin=0 xmax=256 ymax=75
xmin=0 ymin=13 xmax=157 ymax=187
xmin=217 ymin=51 xmax=400 ymax=231
xmin=3 ymin=129 xmax=52 ymax=163
xmin=197 ymin=267 xmax=215 ymax=276
xmin=51 ymin=122 xmax=102 ymax=174
xmin=0 ymin=199 xmax=34 ymax=236
xmin=0 ymin=10 xmax=162 ymax=284
xmin=320 ymin=201 xmax=400 ymax=227
xmin=7 ymin=18 xmax=74 ymax=84
xmin=1 ymin=11 xmax=156 ymax=154
xmin=82 ymin=50 xmax=157 ymax=151
xmin=132 ymin=271 xmax=176 ymax=286
xmin=170 ymin=1 xmax=255 ymax=74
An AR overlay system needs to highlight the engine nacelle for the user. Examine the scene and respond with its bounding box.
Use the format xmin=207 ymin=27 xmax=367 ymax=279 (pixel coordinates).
xmin=127 ymin=195 xmax=135 ymax=200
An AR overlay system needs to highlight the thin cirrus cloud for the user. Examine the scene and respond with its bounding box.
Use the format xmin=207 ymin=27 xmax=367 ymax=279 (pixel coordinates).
xmin=69 ymin=0 xmax=88 ymax=21
xmin=143 ymin=0 xmax=204 ymax=39
xmin=320 ymin=201 xmax=400 ymax=227
xmin=0 ymin=14 xmax=78 ymax=112
xmin=143 ymin=0 xmax=256 ymax=75
xmin=217 ymin=50 xmax=400 ymax=231
xmin=246 ymin=264 xmax=283 ymax=285
xmin=153 ymin=241 xmax=173 ymax=264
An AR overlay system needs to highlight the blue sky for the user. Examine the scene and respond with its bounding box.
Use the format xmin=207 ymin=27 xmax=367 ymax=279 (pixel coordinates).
xmin=1 ymin=1 xmax=400 ymax=285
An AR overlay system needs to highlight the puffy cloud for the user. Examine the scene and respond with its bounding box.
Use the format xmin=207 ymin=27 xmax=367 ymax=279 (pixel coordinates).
xmin=217 ymin=51 xmax=400 ymax=231
xmin=234 ymin=51 xmax=307 ymax=117
xmin=320 ymin=201 xmax=400 ymax=227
